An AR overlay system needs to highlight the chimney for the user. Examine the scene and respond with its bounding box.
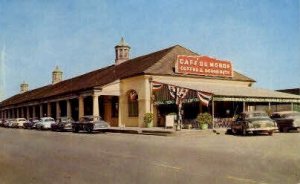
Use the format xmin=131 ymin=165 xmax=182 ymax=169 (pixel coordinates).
xmin=115 ymin=37 xmax=130 ymax=65
xmin=52 ymin=66 xmax=63 ymax=84
xmin=20 ymin=81 xmax=29 ymax=93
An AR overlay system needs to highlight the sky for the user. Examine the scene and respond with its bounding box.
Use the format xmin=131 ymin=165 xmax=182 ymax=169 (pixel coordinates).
xmin=0 ymin=0 xmax=299 ymax=100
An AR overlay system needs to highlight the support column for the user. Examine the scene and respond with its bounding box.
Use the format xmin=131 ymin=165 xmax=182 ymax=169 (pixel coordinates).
xmin=291 ymin=103 xmax=294 ymax=111
xmin=243 ymin=102 xmax=246 ymax=112
xmin=212 ymin=98 xmax=215 ymax=129
xmin=39 ymin=104 xmax=43 ymax=118
xmin=78 ymin=95 xmax=84 ymax=120
xmin=93 ymin=95 xmax=99 ymax=117
xmin=16 ymin=108 xmax=19 ymax=118
xmin=67 ymin=100 xmax=71 ymax=119
xmin=26 ymin=107 xmax=30 ymax=119
xmin=32 ymin=106 xmax=36 ymax=118
xmin=47 ymin=103 xmax=51 ymax=117
xmin=56 ymin=101 xmax=60 ymax=119
xmin=12 ymin=109 xmax=15 ymax=118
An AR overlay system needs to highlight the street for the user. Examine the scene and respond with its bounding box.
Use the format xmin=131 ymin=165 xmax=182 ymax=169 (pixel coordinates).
xmin=0 ymin=128 xmax=299 ymax=184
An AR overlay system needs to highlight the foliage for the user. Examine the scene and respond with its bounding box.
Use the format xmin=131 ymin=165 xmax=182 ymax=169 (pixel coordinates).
xmin=197 ymin=113 xmax=213 ymax=126
xmin=144 ymin=113 xmax=154 ymax=125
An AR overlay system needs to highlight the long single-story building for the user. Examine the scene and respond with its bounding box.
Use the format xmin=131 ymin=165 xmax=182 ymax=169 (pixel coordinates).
xmin=1 ymin=38 xmax=300 ymax=128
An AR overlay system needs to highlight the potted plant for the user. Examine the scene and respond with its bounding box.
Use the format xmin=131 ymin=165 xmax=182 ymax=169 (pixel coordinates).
xmin=197 ymin=113 xmax=213 ymax=130
xmin=144 ymin=113 xmax=154 ymax=128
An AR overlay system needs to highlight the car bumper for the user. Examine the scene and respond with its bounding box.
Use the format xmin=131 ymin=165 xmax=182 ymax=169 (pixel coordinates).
xmin=247 ymin=127 xmax=277 ymax=132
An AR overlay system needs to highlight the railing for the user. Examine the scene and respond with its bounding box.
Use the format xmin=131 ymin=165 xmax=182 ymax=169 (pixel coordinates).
xmin=213 ymin=118 xmax=233 ymax=128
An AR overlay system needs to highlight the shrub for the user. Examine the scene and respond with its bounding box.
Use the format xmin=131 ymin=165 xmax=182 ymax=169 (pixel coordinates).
xmin=197 ymin=113 xmax=213 ymax=126
xmin=144 ymin=113 xmax=154 ymax=126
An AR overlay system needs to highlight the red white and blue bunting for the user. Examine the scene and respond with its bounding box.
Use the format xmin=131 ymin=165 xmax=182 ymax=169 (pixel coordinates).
xmin=152 ymin=81 xmax=213 ymax=107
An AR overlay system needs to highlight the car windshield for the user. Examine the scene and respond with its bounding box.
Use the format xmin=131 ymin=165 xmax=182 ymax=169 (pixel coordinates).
xmin=80 ymin=116 xmax=102 ymax=122
xmin=245 ymin=112 xmax=269 ymax=119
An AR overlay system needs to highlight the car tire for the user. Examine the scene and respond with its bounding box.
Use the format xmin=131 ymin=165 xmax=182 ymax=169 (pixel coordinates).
xmin=231 ymin=128 xmax=237 ymax=135
xmin=86 ymin=126 xmax=93 ymax=133
xmin=279 ymin=128 xmax=283 ymax=132
xmin=72 ymin=126 xmax=79 ymax=133
xmin=242 ymin=128 xmax=247 ymax=136
xmin=268 ymin=131 xmax=273 ymax=136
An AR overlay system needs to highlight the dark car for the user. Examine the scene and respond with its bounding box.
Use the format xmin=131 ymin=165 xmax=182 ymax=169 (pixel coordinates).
xmin=23 ymin=118 xmax=39 ymax=129
xmin=51 ymin=117 xmax=74 ymax=132
xmin=231 ymin=111 xmax=277 ymax=136
xmin=271 ymin=111 xmax=300 ymax=132
xmin=72 ymin=116 xmax=110 ymax=133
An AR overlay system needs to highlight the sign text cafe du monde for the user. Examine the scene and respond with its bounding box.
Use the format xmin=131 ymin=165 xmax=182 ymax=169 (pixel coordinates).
xmin=175 ymin=55 xmax=233 ymax=78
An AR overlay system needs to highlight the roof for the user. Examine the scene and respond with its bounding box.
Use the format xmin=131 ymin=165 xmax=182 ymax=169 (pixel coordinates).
xmin=277 ymin=88 xmax=300 ymax=96
xmin=154 ymin=79 xmax=300 ymax=102
xmin=0 ymin=45 xmax=255 ymax=107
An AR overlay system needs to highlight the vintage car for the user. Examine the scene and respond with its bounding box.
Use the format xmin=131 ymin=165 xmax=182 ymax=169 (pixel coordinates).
xmin=2 ymin=119 xmax=11 ymax=127
xmin=35 ymin=117 xmax=56 ymax=130
xmin=72 ymin=116 xmax=110 ymax=133
xmin=271 ymin=111 xmax=300 ymax=132
xmin=15 ymin=118 xmax=27 ymax=128
xmin=0 ymin=119 xmax=4 ymax=127
xmin=23 ymin=118 xmax=39 ymax=129
xmin=8 ymin=119 xmax=19 ymax=128
xmin=51 ymin=117 xmax=74 ymax=131
xmin=231 ymin=111 xmax=277 ymax=136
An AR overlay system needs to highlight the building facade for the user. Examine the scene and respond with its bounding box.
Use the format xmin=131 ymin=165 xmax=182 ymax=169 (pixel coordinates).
xmin=1 ymin=39 xmax=300 ymax=128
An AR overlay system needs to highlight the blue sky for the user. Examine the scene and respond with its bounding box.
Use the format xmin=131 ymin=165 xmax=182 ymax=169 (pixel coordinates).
xmin=0 ymin=0 xmax=299 ymax=100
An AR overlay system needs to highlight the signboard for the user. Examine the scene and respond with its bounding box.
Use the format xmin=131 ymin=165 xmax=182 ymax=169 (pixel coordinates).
xmin=175 ymin=55 xmax=233 ymax=77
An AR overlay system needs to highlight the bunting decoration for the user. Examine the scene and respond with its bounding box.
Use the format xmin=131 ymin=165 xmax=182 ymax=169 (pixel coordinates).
xmin=197 ymin=91 xmax=213 ymax=107
xmin=151 ymin=81 xmax=213 ymax=106
xmin=152 ymin=82 xmax=163 ymax=91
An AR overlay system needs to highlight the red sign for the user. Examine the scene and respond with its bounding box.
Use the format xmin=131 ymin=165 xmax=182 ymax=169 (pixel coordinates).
xmin=175 ymin=55 xmax=233 ymax=77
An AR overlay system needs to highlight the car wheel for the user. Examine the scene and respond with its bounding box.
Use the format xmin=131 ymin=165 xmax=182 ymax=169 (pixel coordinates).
xmin=86 ymin=126 xmax=93 ymax=133
xmin=72 ymin=126 xmax=79 ymax=133
xmin=231 ymin=128 xmax=237 ymax=135
xmin=279 ymin=128 xmax=283 ymax=132
xmin=268 ymin=131 xmax=273 ymax=136
xmin=242 ymin=128 xmax=247 ymax=136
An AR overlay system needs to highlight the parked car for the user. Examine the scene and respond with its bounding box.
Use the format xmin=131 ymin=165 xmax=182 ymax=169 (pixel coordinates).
xmin=0 ymin=119 xmax=4 ymax=127
xmin=15 ymin=118 xmax=27 ymax=128
xmin=231 ymin=111 xmax=277 ymax=136
xmin=271 ymin=111 xmax=300 ymax=132
xmin=23 ymin=118 xmax=39 ymax=129
xmin=51 ymin=117 xmax=74 ymax=131
xmin=3 ymin=119 xmax=10 ymax=127
xmin=8 ymin=119 xmax=19 ymax=128
xmin=72 ymin=116 xmax=110 ymax=133
xmin=35 ymin=117 xmax=56 ymax=130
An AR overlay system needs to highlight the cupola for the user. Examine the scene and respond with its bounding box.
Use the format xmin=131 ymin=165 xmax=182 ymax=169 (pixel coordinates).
xmin=52 ymin=66 xmax=63 ymax=84
xmin=20 ymin=81 xmax=29 ymax=93
xmin=115 ymin=37 xmax=130 ymax=65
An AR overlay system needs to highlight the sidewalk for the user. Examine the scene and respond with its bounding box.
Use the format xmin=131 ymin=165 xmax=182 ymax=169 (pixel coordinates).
xmin=107 ymin=127 xmax=228 ymax=136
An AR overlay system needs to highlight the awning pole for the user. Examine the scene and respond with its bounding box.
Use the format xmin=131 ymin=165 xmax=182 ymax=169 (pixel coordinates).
xmin=212 ymin=97 xmax=215 ymax=129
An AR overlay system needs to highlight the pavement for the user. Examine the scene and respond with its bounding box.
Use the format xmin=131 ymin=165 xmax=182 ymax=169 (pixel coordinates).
xmin=107 ymin=127 xmax=227 ymax=136
xmin=0 ymin=127 xmax=299 ymax=184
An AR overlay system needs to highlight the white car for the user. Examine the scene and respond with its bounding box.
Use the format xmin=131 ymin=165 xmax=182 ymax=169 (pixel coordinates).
xmin=35 ymin=117 xmax=56 ymax=130
xmin=15 ymin=118 xmax=27 ymax=128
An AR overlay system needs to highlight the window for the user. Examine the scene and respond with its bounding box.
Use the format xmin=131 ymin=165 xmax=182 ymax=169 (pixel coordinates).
xmin=128 ymin=90 xmax=138 ymax=117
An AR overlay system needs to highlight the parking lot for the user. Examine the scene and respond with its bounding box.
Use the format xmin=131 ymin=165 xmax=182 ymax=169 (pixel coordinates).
xmin=0 ymin=128 xmax=299 ymax=184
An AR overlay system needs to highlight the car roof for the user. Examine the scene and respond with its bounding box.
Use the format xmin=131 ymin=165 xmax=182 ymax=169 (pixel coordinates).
xmin=272 ymin=111 xmax=299 ymax=115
